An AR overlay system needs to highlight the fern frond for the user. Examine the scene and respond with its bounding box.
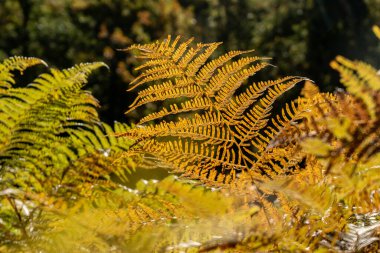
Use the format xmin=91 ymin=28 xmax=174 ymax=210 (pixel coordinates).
xmin=0 ymin=56 xmax=46 ymax=90
xmin=2 ymin=56 xmax=47 ymax=72
xmin=146 ymin=139 xmax=235 ymax=167
xmin=126 ymin=81 xmax=202 ymax=114
xmin=124 ymin=37 xmax=305 ymax=183
xmin=126 ymin=111 xmax=233 ymax=145
xmin=195 ymin=49 xmax=255 ymax=84
xmin=224 ymin=76 xmax=301 ymax=123
xmin=128 ymin=63 xmax=183 ymax=90
xmin=24 ymin=176 xmax=234 ymax=252
xmin=126 ymin=36 xmax=205 ymax=91
xmin=185 ymin=42 xmax=221 ymax=77
xmin=138 ymin=96 xmax=212 ymax=124
xmin=171 ymin=37 xmax=195 ymax=62
xmin=205 ymin=56 xmax=268 ymax=97
xmin=0 ymin=60 xmax=135 ymax=195
xmin=215 ymin=62 xmax=272 ymax=109
xmin=236 ymin=80 xmax=299 ymax=146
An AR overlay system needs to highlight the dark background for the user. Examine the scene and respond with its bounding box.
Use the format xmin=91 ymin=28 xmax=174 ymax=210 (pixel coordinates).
xmin=1 ymin=0 xmax=379 ymax=124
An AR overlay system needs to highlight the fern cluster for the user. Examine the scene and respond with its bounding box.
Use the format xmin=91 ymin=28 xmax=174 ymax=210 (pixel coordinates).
xmin=1 ymin=28 xmax=379 ymax=252
xmin=120 ymin=31 xmax=380 ymax=252
xmin=0 ymin=57 xmax=134 ymax=249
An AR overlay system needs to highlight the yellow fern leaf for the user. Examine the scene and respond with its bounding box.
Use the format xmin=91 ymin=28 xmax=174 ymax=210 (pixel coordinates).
xmin=138 ymin=96 xmax=212 ymax=124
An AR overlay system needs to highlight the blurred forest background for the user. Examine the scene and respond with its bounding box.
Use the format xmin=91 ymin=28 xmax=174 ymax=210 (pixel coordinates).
xmin=0 ymin=0 xmax=379 ymax=124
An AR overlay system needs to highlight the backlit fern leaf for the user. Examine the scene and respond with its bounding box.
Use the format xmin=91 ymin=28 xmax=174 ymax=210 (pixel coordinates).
xmin=125 ymin=111 xmax=232 ymax=145
xmin=195 ymin=49 xmax=256 ymax=85
xmin=124 ymin=36 xmax=307 ymax=184
xmin=205 ymin=56 xmax=267 ymax=97
xmin=224 ymin=76 xmax=300 ymax=123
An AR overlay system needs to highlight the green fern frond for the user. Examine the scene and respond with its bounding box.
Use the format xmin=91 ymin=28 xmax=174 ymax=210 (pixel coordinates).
xmin=0 ymin=56 xmax=46 ymax=90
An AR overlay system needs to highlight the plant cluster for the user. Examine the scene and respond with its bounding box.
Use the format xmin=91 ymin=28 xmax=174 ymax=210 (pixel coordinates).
xmin=0 ymin=27 xmax=379 ymax=252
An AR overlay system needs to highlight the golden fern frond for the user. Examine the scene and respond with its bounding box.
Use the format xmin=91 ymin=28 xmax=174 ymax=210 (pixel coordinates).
xmin=138 ymin=96 xmax=212 ymax=124
xmin=195 ymin=49 xmax=256 ymax=85
xmin=126 ymin=81 xmax=202 ymax=114
xmin=177 ymin=42 xmax=212 ymax=69
xmin=125 ymin=111 xmax=233 ymax=145
xmin=124 ymin=37 xmax=307 ymax=183
xmin=126 ymin=36 xmax=222 ymax=91
xmin=214 ymin=62 xmax=271 ymax=109
xmin=236 ymin=80 xmax=300 ymax=146
xmin=185 ymin=42 xmax=221 ymax=77
xmin=205 ymin=56 xmax=268 ymax=97
xmin=223 ymin=76 xmax=301 ymax=123
xmin=171 ymin=37 xmax=195 ymax=62
xmin=295 ymin=53 xmax=380 ymax=175
xmin=139 ymin=139 xmax=242 ymax=170
xmin=127 ymin=35 xmax=182 ymax=59
xmin=128 ymin=63 xmax=183 ymax=91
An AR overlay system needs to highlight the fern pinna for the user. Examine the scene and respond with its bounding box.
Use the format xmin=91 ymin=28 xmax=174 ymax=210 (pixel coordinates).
xmin=123 ymin=36 xmax=307 ymax=184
